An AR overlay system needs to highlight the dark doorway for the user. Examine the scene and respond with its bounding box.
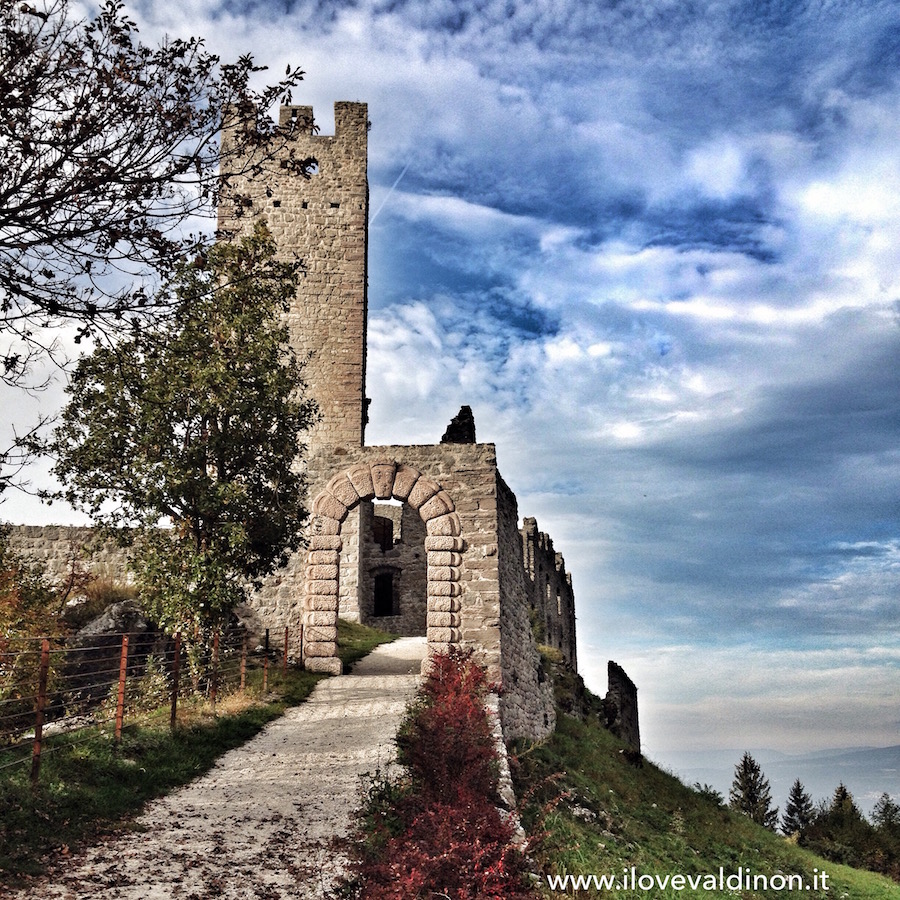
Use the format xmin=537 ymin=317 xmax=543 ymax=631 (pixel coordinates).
xmin=373 ymin=571 xmax=395 ymax=617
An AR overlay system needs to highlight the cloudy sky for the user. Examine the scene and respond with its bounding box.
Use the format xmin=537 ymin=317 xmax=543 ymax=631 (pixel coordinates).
xmin=5 ymin=0 xmax=900 ymax=765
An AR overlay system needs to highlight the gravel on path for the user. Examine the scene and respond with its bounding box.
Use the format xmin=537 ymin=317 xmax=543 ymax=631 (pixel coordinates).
xmin=5 ymin=636 xmax=426 ymax=900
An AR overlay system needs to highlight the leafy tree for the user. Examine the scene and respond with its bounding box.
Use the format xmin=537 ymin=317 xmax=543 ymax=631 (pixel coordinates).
xmin=782 ymin=778 xmax=815 ymax=836
xmin=0 ymin=0 xmax=308 ymax=376
xmin=729 ymin=752 xmax=779 ymax=830
xmin=0 ymin=0 xmax=310 ymax=492
xmin=52 ymin=223 xmax=314 ymax=634
xmin=693 ymin=782 xmax=725 ymax=807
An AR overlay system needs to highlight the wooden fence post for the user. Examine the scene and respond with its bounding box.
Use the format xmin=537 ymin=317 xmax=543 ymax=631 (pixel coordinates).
xmin=210 ymin=631 xmax=219 ymax=710
xmin=114 ymin=634 xmax=129 ymax=743
xmin=240 ymin=636 xmax=247 ymax=692
xmin=283 ymin=626 xmax=288 ymax=676
xmin=170 ymin=632 xmax=181 ymax=729
xmin=263 ymin=628 xmax=269 ymax=693
xmin=30 ymin=638 xmax=50 ymax=786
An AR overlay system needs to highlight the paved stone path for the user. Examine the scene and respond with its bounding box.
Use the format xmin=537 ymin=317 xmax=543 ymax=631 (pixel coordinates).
xmin=7 ymin=637 xmax=426 ymax=900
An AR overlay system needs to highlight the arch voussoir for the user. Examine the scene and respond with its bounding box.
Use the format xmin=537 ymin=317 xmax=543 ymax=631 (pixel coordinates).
xmin=346 ymin=463 xmax=375 ymax=500
xmin=370 ymin=458 xmax=398 ymax=499
xmin=326 ymin=472 xmax=360 ymax=508
xmin=311 ymin=491 xmax=349 ymax=522
xmin=391 ymin=464 xmax=421 ymax=501
xmin=407 ymin=476 xmax=441 ymax=509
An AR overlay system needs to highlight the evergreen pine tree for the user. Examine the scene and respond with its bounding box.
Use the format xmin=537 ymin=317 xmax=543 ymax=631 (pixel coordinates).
xmin=872 ymin=793 xmax=900 ymax=832
xmin=782 ymin=778 xmax=815 ymax=835
xmin=828 ymin=782 xmax=864 ymax=829
xmin=729 ymin=752 xmax=779 ymax=831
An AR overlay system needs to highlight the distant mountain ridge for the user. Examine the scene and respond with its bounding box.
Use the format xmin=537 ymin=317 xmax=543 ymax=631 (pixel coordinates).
xmin=648 ymin=744 xmax=900 ymax=816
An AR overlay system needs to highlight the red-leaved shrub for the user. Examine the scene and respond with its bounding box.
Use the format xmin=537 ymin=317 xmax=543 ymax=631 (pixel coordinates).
xmin=347 ymin=648 xmax=539 ymax=899
xmin=396 ymin=648 xmax=499 ymax=804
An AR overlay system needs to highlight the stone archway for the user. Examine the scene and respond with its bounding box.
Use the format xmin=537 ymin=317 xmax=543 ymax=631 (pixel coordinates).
xmin=302 ymin=457 xmax=463 ymax=674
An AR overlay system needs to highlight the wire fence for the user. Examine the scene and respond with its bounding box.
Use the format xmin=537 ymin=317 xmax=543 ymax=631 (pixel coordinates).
xmin=0 ymin=624 xmax=302 ymax=785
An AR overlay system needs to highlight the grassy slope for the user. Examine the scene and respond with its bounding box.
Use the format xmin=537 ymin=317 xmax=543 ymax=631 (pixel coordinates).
xmin=514 ymin=711 xmax=899 ymax=899
xmin=0 ymin=619 xmax=396 ymax=883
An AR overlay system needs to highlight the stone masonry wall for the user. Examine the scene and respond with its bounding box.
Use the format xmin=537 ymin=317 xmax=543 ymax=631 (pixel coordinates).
xmin=296 ymin=442 xmax=555 ymax=740
xmin=607 ymin=660 xmax=641 ymax=752
xmin=8 ymin=525 xmax=130 ymax=585
xmin=219 ymin=102 xmax=369 ymax=454
xmin=521 ymin=517 xmax=577 ymax=671
xmin=496 ymin=479 xmax=556 ymax=740
xmin=301 ymin=442 xmax=499 ymax=668
xmin=354 ymin=501 xmax=428 ymax=635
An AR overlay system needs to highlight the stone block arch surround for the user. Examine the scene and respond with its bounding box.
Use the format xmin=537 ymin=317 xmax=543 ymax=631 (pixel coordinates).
xmin=302 ymin=458 xmax=463 ymax=674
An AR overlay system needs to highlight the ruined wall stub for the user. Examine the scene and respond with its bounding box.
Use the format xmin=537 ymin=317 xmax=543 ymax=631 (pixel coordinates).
xmin=606 ymin=660 xmax=641 ymax=752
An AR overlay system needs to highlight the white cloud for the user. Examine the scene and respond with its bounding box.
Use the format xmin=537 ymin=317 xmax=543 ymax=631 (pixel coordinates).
xmin=686 ymin=138 xmax=747 ymax=200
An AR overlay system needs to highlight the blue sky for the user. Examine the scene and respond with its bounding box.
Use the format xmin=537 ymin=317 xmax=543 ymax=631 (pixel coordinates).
xmin=5 ymin=0 xmax=899 ymax=770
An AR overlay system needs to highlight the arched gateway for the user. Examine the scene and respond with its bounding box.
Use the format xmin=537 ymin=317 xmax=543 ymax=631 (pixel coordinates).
xmin=302 ymin=458 xmax=462 ymax=674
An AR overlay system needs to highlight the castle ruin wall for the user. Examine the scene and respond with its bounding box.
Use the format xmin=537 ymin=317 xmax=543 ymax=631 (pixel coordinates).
xmin=7 ymin=525 xmax=129 ymax=585
xmin=521 ymin=517 xmax=577 ymax=671
xmin=496 ymin=478 xmax=556 ymax=739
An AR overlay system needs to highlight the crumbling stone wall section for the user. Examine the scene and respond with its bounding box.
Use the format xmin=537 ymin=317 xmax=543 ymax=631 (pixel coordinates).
xmin=219 ymin=102 xmax=369 ymax=454
xmin=521 ymin=518 xmax=577 ymax=671
xmin=495 ymin=479 xmax=556 ymax=740
xmin=7 ymin=525 xmax=129 ymax=585
xmin=441 ymin=405 xmax=476 ymax=443
xmin=606 ymin=660 xmax=641 ymax=752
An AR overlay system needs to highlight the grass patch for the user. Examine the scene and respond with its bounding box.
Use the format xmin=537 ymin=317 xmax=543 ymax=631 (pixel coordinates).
xmin=336 ymin=618 xmax=397 ymax=671
xmin=0 ymin=666 xmax=321 ymax=884
xmin=0 ymin=618 xmax=395 ymax=885
xmin=514 ymin=711 xmax=899 ymax=898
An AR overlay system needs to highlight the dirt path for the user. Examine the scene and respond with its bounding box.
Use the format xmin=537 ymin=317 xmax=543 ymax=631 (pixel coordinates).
xmin=7 ymin=637 xmax=426 ymax=900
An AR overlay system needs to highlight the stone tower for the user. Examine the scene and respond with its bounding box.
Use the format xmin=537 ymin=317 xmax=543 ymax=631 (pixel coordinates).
xmin=219 ymin=102 xmax=370 ymax=456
